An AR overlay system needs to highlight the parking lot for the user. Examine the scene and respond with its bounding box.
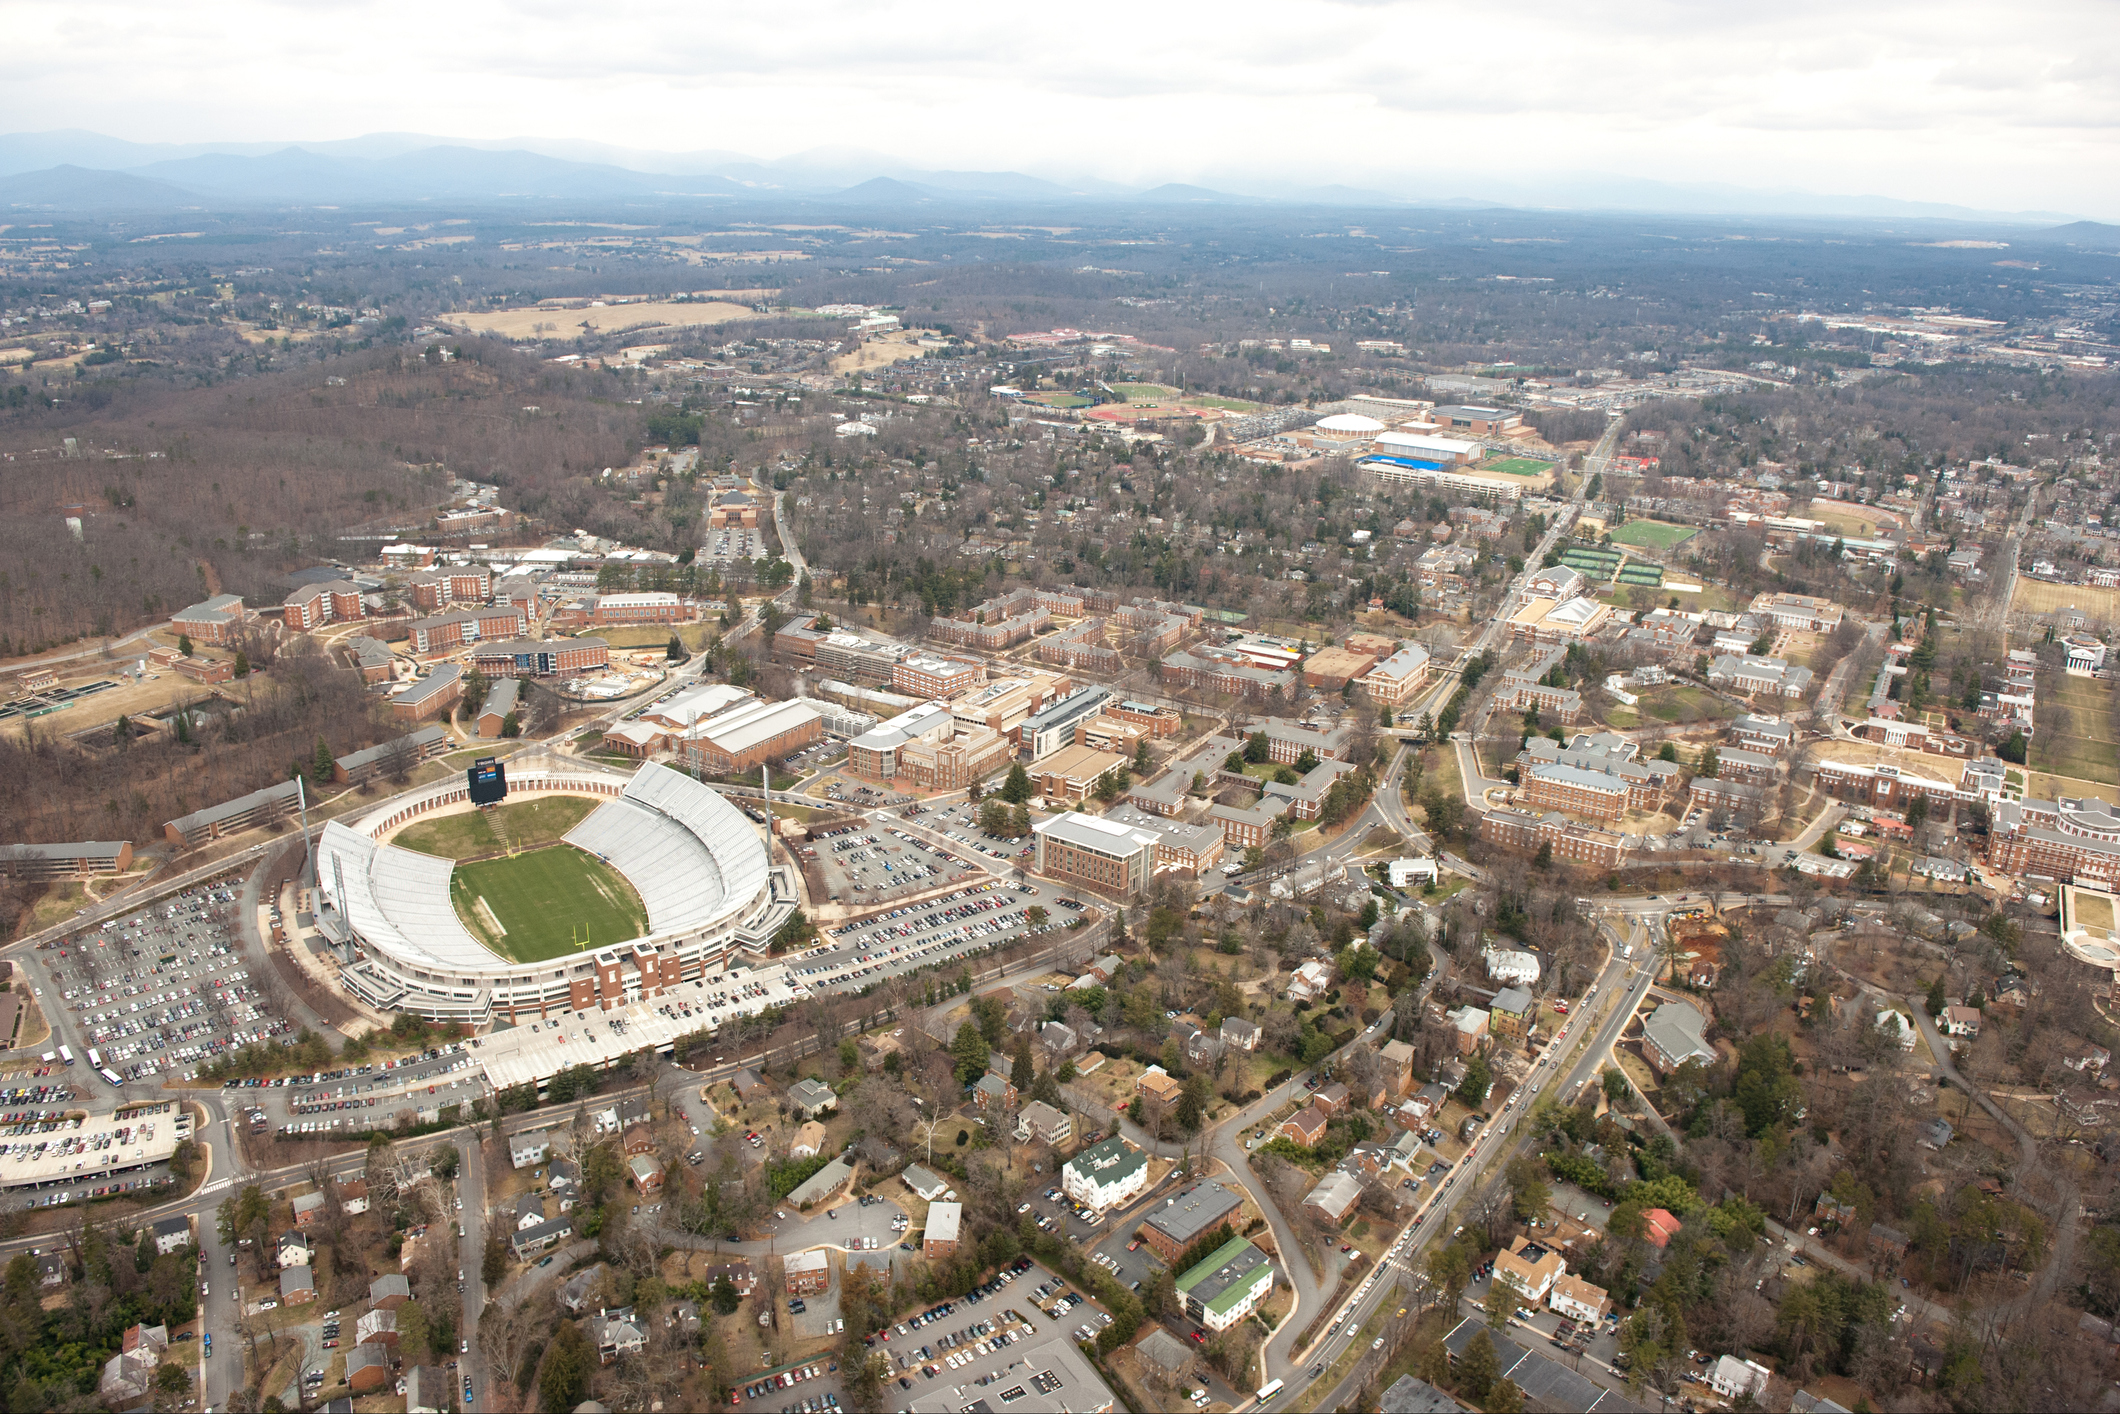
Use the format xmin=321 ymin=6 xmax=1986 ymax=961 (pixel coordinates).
xmin=792 ymin=875 xmax=1085 ymax=996
xmin=34 ymin=874 xmax=295 ymax=1085
xmin=702 ymin=527 xmax=765 ymax=565
xmin=870 ymin=1257 xmax=1095 ymax=1400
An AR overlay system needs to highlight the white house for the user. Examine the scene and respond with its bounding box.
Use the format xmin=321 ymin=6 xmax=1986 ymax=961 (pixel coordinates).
xmin=151 ymin=1217 xmax=192 ymax=1255
xmin=1387 ymin=857 xmax=1439 ymax=889
xmin=510 ymin=1135 xmax=551 ymax=1169
xmin=1062 ymin=1137 xmax=1150 ymax=1212
xmin=1547 ymin=1273 xmax=1610 ymax=1323
xmin=1483 ymin=946 xmax=1541 ymax=987
xmin=1941 ymin=1005 xmax=1982 ymax=1038
xmin=277 ymin=1231 xmax=313 ymax=1268
xmin=1287 ymin=958 xmax=1334 ymax=1002
xmin=1875 ymin=1008 xmax=1917 ymax=1051
xmin=1709 ymin=1356 xmax=1772 ymax=1400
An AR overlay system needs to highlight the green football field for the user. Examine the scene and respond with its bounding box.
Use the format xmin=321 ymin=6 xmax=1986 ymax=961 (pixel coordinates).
xmin=1607 ymin=519 xmax=1699 ymax=550
xmin=449 ymin=844 xmax=650 ymax=962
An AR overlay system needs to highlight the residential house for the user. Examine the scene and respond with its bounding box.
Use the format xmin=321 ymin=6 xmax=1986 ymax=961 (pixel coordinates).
xmin=973 ymin=1072 xmax=1017 ymax=1112
xmin=591 ymin=1307 xmax=648 ymax=1365
xmin=338 ymin=1178 xmax=370 ymax=1215
xmin=1942 ymin=1005 xmax=1981 ymax=1038
xmin=346 ymin=1343 xmax=393 ymax=1394
xmin=1546 ymin=1273 xmax=1610 ymax=1323
xmin=1175 ymin=1237 xmax=1277 ymax=1332
xmin=1642 ymin=1209 xmax=1682 ymax=1248
xmin=1709 ymin=1356 xmax=1772 ymax=1401
xmin=1136 ymin=1066 xmax=1183 ymax=1123
xmin=1280 ymin=1105 xmax=1329 ymax=1147
xmin=406 ymin=1365 xmax=450 ymax=1414
xmin=97 ymin=1323 xmax=170 ymax=1406
xmin=1312 ymin=1081 xmax=1351 ymax=1118
xmin=788 ymin=1077 xmax=838 ymax=1118
xmin=790 ymin=1121 xmax=829 ymax=1158
xmin=628 ymin=1153 xmax=665 ymax=1193
xmin=511 ymin=1214 xmax=575 ymax=1260
xmin=1015 ymin=1100 xmax=1073 ymax=1147
xmin=1287 ymin=958 xmax=1335 ymax=1002
xmin=356 ymin=1308 xmax=399 ymax=1347
xmin=1303 ymin=1170 xmax=1364 ymax=1223
xmin=152 ymin=1216 xmax=193 ymax=1254
xmin=292 ymin=1192 xmax=326 ymax=1227
xmin=1870 ymin=1223 xmax=1911 ymax=1259
xmin=280 ymin=1267 xmax=316 ymax=1304
xmin=1221 ymin=1017 xmax=1260 ymax=1052
xmin=369 ymin=1274 xmax=412 ymax=1309
xmin=902 ymin=1164 xmax=951 ymax=1202
xmin=277 ymin=1231 xmax=312 ymax=1268
xmin=1493 ymin=1236 xmax=1566 ymax=1304
xmin=560 ymin=1263 xmax=609 ymax=1313
xmin=731 ymin=1068 xmax=771 ymax=1102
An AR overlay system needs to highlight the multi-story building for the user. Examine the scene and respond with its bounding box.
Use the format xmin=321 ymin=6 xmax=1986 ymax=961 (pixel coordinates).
xmin=1520 ymin=763 xmax=1631 ymax=822
xmin=1812 ymin=759 xmax=1969 ymax=820
xmin=1248 ymin=717 xmax=1353 ymax=766
xmin=1040 ymin=617 xmax=1124 ymax=674
xmin=1104 ymin=805 xmax=1224 ymax=875
xmin=1031 ymin=743 xmax=1130 ymax=803
xmin=1033 ymin=812 xmax=1160 ymax=897
xmin=1488 ymin=986 xmax=1534 ymax=1038
xmin=1021 ymin=686 xmax=1113 ymax=760
xmin=1161 ymin=646 xmax=1297 ymax=701
xmin=171 ymin=594 xmax=254 ymax=647
xmin=1478 ymin=807 xmax=1629 ymax=870
xmin=389 ymin=666 xmax=463 ymax=724
xmin=1062 ymin=1137 xmax=1149 ymax=1211
xmin=1492 ymin=1235 xmax=1567 ymax=1304
xmin=1139 ymin=1182 xmax=1245 ymax=1263
xmin=1495 ymin=650 xmax=1586 ymax=723
xmin=471 ymin=637 xmax=611 ymax=679
xmin=1360 ymin=645 xmax=1432 ymax=708
xmin=894 ymin=654 xmax=983 ymax=700
xmin=1547 ymin=1273 xmax=1610 ymax=1323
xmin=1430 ymin=404 xmax=1523 ymax=436
xmin=1508 ymin=594 xmax=1613 ymax=647
xmin=0 ymin=841 xmax=134 ymax=880
xmin=1175 ymin=1238 xmax=1276 ymax=1333
xmin=930 ymin=588 xmax=1050 ymax=650
xmin=282 ymin=581 xmax=367 ymax=632
xmin=1729 ymin=714 xmax=1795 ymax=756
xmin=1642 ymin=1000 xmax=1713 ymax=1073
xmin=678 ymin=698 xmax=826 ymax=776
xmin=1747 ymin=592 xmax=1845 ymax=633
xmin=1710 ymin=747 xmax=1780 ymax=785
xmin=846 ymin=702 xmax=954 ymax=784
xmin=924 ymin=1201 xmax=962 ymax=1261
xmin=594 ymin=591 xmax=692 ymax=626
xmin=1516 ymin=732 xmax=1679 ymax=815
xmin=402 ymin=567 xmax=493 ymax=612
xmin=1136 ymin=1067 xmax=1183 ymax=1125
xmin=1302 ymin=646 xmax=1380 ymax=691
xmin=1990 ymin=794 xmax=2120 ymax=886
xmin=1209 ymin=795 xmax=1289 ymax=852
xmin=784 ymin=1249 xmax=831 ymax=1296
xmin=406 ymin=605 xmax=528 ymax=655
xmin=1709 ymin=653 xmax=1814 ymax=699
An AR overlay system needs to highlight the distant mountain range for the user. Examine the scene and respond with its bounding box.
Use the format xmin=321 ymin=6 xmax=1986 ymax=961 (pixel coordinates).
xmin=0 ymin=127 xmax=2092 ymax=226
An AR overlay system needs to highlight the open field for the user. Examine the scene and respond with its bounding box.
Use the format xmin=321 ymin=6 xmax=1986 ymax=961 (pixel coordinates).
xmin=830 ymin=328 xmax=938 ymax=375
xmin=1484 ymin=456 xmax=1555 ymax=477
xmin=393 ymin=794 xmax=601 ymax=860
xmin=2033 ymin=674 xmax=2120 ymax=786
xmin=2011 ymin=576 xmax=2120 ymax=625
xmin=1109 ymin=383 xmax=1175 ymax=399
xmin=450 ymin=843 xmax=648 ymax=961
xmin=1608 ymin=519 xmax=1700 ymax=551
xmin=445 ymin=299 xmax=764 ymax=341
xmin=1637 ymin=684 xmax=1739 ymax=723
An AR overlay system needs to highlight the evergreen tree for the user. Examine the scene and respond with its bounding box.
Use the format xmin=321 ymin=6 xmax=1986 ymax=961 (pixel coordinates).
xmin=1926 ymin=973 xmax=1948 ymax=1017
xmin=314 ymin=735 xmax=334 ymax=782
xmin=233 ymin=650 xmax=249 ymax=677
xmin=1699 ymin=747 xmax=1720 ymax=778
xmin=177 ymin=634 xmax=194 ymax=657
xmin=998 ymin=762 xmax=1034 ymax=804
xmin=1459 ymin=1329 xmax=1500 ymax=1397
xmin=950 ymin=1022 xmax=990 ymax=1085
xmin=538 ymin=1320 xmax=593 ymax=1411
xmin=1011 ymin=1039 xmax=1034 ymax=1092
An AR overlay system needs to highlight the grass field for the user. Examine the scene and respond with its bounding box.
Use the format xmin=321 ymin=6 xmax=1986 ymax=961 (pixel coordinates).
xmin=1110 ymin=383 xmax=1176 ymax=399
xmin=450 ymin=844 xmax=649 ymax=961
xmin=1029 ymin=393 xmax=1091 ymax=409
xmin=393 ymin=795 xmax=602 ymax=860
xmin=1608 ymin=520 xmax=1699 ymax=551
xmin=1638 ymin=685 xmax=1739 ymax=723
xmin=2011 ymin=576 xmax=2120 ymax=624
xmin=1484 ymin=456 xmax=1555 ymax=477
xmin=2032 ymin=674 xmax=2120 ymax=786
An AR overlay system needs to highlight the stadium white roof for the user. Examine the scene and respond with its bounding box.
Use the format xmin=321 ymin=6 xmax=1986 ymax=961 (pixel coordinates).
xmin=320 ymin=763 xmax=770 ymax=975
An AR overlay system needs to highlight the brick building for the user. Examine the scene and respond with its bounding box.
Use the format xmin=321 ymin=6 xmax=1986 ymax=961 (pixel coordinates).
xmin=471 ymin=637 xmax=611 ymax=679
xmin=282 ymin=581 xmax=366 ymax=632
xmin=1478 ymin=807 xmax=1629 ymax=870
xmin=171 ymin=594 xmax=254 ymax=647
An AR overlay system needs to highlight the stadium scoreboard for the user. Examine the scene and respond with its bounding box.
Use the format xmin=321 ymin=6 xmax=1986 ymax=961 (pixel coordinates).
xmin=468 ymin=756 xmax=508 ymax=806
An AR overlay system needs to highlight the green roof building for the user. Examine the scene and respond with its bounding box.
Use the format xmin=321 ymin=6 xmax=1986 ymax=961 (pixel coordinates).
xmin=1175 ymin=1236 xmax=1276 ymax=1332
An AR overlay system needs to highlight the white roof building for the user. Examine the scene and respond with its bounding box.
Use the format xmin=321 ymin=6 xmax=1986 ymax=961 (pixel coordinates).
xmin=1484 ymin=947 xmax=1541 ymax=987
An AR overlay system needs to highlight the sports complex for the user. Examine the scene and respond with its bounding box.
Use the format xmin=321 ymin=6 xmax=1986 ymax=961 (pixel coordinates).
xmin=316 ymin=759 xmax=802 ymax=1026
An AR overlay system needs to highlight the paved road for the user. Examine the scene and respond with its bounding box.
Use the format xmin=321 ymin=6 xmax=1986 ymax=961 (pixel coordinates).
xmin=1288 ymin=909 xmax=1661 ymax=1412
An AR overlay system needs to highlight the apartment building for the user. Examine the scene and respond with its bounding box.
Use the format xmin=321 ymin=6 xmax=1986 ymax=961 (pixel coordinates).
xmin=1040 ymin=617 xmax=1124 ymax=674
xmin=1478 ymin=806 xmax=1629 ymax=870
xmin=930 ymin=588 xmax=1050 ymax=650
xmin=171 ymin=594 xmax=255 ymax=647
xmin=407 ymin=605 xmax=528 ymax=655
xmin=389 ymin=665 xmax=463 ymax=724
xmin=1729 ymin=714 xmax=1795 ymax=756
xmin=1495 ymin=650 xmax=1586 ymax=723
xmin=1989 ymin=794 xmax=2120 ymax=887
xmin=402 ymin=567 xmax=493 ymax=612
xmin=282 ymin=580 xmax=367 ymax=632
xmin=471 ymin=637 xmax=611 ymax=679
xmin=1161 ymin=646 xmax=1296 ymax=701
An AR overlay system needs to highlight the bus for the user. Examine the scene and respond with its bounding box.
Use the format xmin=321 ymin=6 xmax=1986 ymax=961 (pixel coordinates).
xmin=1256 ymin=1378 xmax=1286 ymax=1403
xmin=98 ymin=1068 xmax=123 ymax=1087
xmin=85 ymin=1048 xmax=102 ymax=1069
xmin=57 ymin=1045 xmax=74 ymax=1066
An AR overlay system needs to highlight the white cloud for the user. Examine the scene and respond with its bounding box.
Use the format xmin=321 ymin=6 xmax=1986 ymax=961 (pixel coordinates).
xmin=3 ymin=0 xmax=2112 ymax=215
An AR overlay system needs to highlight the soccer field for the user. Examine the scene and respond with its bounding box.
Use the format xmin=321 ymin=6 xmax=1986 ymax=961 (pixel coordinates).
xmin=1608 ymin=520 xmax=1698 ymax=551
xmin=449 ymin=845 xmax=650 ymax=962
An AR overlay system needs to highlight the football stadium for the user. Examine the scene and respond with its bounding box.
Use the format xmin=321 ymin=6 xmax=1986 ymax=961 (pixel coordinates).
xmin=315 ymin=759 xmax=802 ymax=1025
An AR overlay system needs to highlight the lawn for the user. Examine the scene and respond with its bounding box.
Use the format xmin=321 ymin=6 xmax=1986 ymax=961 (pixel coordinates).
xmin=2032 ymin=674 xmax=2120 ymax=786
xmin=393 ymin=795 xmax=603 ymax=860
xmin=1483 ymin=456 xmax=1555 ymax=477
xmin=1637 ymin=685 xmax=1739 ymax=723
xmin=1109 ymin=382 xmax=1176 ymax=400
xmin=1607 ymin=519 xmax=1699 ymax=551
xmin=449 ymin=844 xmax=650 ymax=961
xmin=2011 ymin=576 xmax=2120 ymax=622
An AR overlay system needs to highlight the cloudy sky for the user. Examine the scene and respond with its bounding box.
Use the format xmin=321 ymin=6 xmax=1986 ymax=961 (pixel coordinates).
xmin=7 ymin=0 xmax=2113 ymax=215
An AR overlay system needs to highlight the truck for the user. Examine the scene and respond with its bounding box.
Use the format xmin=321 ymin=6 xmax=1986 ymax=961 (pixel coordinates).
xmin=57 ymin=1045 xmax=73 ymax=1066
xmin=1621 ymin=944 xmax=1633 ymax=960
